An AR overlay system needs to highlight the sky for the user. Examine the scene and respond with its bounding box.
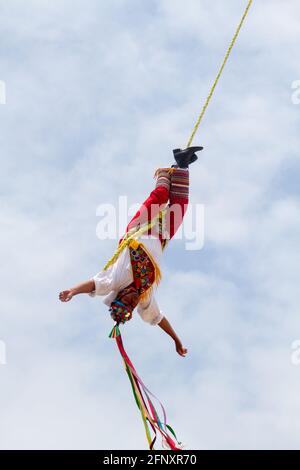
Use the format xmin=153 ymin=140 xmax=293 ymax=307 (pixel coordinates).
xmin=1 ymin=0 xmax=300 ymax=450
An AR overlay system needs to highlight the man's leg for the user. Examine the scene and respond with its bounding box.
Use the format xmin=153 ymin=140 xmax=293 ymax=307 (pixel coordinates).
xmin=164 ymin=168 xmax=190 ymax=240
xmin=120 ymin=168 xmax=173 ymax=242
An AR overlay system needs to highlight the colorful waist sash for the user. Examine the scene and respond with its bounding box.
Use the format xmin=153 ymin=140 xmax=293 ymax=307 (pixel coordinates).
xmin=109 ymin=241 xmax=156 ymax=324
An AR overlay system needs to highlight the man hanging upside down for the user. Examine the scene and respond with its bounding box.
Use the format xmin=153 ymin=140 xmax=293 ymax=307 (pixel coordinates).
xmin=59 ymin=146 xmax=203 ymax=357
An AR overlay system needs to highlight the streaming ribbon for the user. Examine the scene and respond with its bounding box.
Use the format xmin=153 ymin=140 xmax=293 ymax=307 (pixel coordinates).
xmin=109 ymin=324 xmax=182 ymax=450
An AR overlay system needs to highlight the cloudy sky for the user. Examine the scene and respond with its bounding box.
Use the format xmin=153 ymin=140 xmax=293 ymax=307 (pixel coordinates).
xmin=1 ymin=0 xmax=300 ymax=450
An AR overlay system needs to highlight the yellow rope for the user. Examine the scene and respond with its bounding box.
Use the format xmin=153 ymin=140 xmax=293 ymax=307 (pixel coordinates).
xmin=102 ymin=208 xmax=167 ymax=271
xmin=102 ymin=4 xmax=253 ymax=270
xmin=186 ymin=0 xmax=253 ymax=148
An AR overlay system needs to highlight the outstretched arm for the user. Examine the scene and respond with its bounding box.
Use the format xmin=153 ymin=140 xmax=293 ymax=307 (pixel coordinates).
xmin=59 ymin=279 xmax=95 ymax=302
xmin=158 ymin=316 xmax=188 ymax=357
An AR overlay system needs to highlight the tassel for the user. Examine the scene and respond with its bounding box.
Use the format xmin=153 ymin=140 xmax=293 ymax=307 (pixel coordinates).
xmin=109 ymin=323 xmax=120 ymax=339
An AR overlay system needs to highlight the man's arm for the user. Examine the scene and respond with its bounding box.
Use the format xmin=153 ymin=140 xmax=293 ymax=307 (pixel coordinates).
xmin=158 ymin=316 xmax=188 ymax=357
xmin=59 ymin=279 xmax=95 ymax=302
xmin=138 ymin=294 xmax=187 ymax=357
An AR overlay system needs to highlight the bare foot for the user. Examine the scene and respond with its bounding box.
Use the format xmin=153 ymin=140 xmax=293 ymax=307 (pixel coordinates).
xmin=175 ymin=342 xmax=188 ymax=357
xmin=59 ymin=289 xmax=74 ymax=302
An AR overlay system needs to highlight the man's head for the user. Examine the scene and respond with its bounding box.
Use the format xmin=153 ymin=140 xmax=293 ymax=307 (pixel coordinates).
xmin=109 ymin=284 xmax=140 ymax=324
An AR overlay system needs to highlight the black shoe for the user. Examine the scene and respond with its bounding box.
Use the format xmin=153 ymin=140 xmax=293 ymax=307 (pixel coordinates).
xmin=173 ymin=146 xmax=203 ymax=168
